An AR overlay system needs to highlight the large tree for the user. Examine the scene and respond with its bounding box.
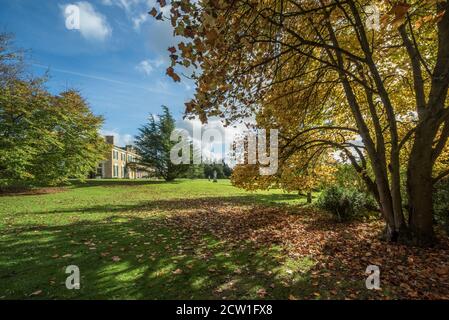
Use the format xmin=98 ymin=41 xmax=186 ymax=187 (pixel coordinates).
xmin=135 ymin=106 xmax=188 ymax=181
xmin=0 ymin=33 xmax=24 ymax=86
xmin=152 ymin=0 xmax=449 ymax=245
xmin=0 ymin=83 xmax=108 ymax=187
xmin=0 ymin=34 xmax=107 ymax=188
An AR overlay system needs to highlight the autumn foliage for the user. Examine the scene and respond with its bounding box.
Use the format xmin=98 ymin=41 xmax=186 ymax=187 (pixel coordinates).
xmin=152 ymin=0 xmax=449 ymax=246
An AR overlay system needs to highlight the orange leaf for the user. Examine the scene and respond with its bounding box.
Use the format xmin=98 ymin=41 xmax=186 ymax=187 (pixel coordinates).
xmin=149 ymin=8 xmax=157 ymax=17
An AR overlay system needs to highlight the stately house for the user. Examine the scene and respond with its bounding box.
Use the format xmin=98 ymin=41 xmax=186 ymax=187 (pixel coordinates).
xmin=92 ymin=136 xmax=147 ymax=179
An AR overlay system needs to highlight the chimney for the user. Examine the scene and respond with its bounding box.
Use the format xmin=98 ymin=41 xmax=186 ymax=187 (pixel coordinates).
xmin=126 ymin=145 xmax=133 ymax=152
xmin=105 ymin=135 xmax=115 ymax=145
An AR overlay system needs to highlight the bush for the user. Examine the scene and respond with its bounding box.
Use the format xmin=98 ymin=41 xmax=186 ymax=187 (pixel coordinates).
xmin=434 ymin=179 xmax=449 ymax=234
xmin=317 ymin=186 xmax=375 ymax=221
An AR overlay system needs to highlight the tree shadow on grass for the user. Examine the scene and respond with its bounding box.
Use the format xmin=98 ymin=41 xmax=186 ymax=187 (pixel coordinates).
xmin=0 ymin=214 xmax=318 ymax=299
xmin=0 ymin=180 xmax=173 ymax=197
xmin=69 ymin=179 xmax=173 ymax=188
xmin=11 ymin=194 xmax=309 ymax=217
xmin=6 ymin=193 xmax=445 ymax=299
xmin=3 ymin=190 xmax=405 ymax=300
xmin=0 ymin=187 xmax=67 ymax=197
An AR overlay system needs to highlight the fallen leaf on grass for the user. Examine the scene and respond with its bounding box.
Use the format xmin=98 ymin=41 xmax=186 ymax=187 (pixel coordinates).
xmin=172 ymin=268 xmax=183 ymax=275
xmin=257 ymin=288 xmax=267 ymax=298
xmin=30 ymin=290 xmax=42 ymax=296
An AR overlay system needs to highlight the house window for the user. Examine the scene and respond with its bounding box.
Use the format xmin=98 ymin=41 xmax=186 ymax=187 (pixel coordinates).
xmin=96 ymin=164 xmax=103 ymax=177
xmin=121 ymin=153 xmax=125 ymax=161
xmin=113 ymin=164 xmax=119 ymax=177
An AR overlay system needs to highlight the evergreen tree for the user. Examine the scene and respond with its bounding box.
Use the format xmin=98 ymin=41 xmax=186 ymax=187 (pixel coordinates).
xmin=135 ymin=106 xmax=188 ymax=181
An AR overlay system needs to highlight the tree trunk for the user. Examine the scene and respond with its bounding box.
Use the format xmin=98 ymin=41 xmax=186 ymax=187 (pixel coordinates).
xmin=388 ymin=151 xmax=411 ymax=244
xmin=407 ymin=139 xmax=436 ymax=246
xmin=370 ymin=162 xmax=398 ymax=241
xmin=307 ymin=192 xmax=312 ymax=204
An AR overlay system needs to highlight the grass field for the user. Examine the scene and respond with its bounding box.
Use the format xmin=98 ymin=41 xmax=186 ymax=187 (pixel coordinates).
xmin=1 ymin=179 xmax=448 ymax=300
xmin=0 ymin=179 xmax=317 ymax=299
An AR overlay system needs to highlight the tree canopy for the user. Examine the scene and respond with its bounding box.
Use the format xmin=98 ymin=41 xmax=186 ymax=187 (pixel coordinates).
xmin=152 ymin=0 xmax=449 ymax=245
xmin=0 ymin=34 xmax=107 ymax=188
xmin=135 ymin=106 xmax=189 ymax=181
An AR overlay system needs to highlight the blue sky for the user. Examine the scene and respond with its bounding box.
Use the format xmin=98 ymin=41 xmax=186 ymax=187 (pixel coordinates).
xmin=0 ymin=0 xmax=195 ymax=145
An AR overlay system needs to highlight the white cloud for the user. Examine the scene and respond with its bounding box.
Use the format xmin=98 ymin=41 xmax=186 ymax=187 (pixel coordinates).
xmin=62 ymin=2 xmax=112 ymax=41
xmin=101 ymin=129 xmax=134 ymax=146
xmin=176 ymin=117 xmax=252 ymax=164
xmin=136 ymin=60 xmax=153 ymax=75
xmin=132 ymin=12 xmax=148 ymax=30
xmin=136 ymin=58 xmax=165 ymax=75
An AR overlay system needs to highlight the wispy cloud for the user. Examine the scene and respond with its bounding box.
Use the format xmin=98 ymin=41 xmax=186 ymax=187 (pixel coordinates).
xmin=101 ymin=0 xmax=142 ymax=13
xmin=101 ymin=0 xmax=171 ymax=31
xmin=135 ymin=58 xmax=165 ymax=75
xmin=33 ymin=63 xmax=177 ymax=96
xmin=132 ymin=12 xmax=149 ymax=30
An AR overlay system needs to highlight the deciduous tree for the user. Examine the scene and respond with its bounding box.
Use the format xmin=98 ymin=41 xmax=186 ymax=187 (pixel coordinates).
xmin=153 ymin=0 xmax=449 ymax=245
xmin=0 ymin=33 xmax=107 ymax=188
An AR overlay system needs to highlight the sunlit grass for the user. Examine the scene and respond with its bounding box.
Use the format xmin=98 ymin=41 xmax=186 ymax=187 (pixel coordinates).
xmin=0 ymin=179 xmax=322 ymax=299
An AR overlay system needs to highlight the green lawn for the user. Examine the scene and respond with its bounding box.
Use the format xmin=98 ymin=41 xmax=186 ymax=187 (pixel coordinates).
xmin=0 ymin=179 xmax=319 ymax=299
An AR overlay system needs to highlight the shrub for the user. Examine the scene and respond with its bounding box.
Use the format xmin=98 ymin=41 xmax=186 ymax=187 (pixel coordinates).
xmin=434 ymin=179 xmax=449 ymax=234
xmin=317 ymin=186 xmax=375 ymax=221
